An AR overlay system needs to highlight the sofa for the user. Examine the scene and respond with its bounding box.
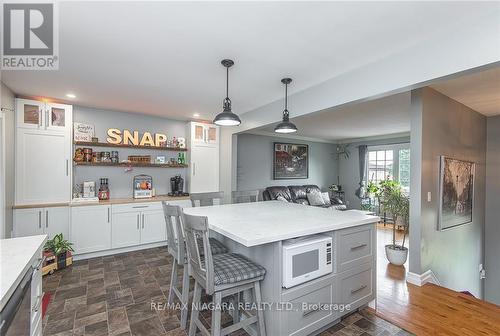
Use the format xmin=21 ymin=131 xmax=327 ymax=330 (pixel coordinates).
xmin=262 ymin=185 xmax=347 ymax=210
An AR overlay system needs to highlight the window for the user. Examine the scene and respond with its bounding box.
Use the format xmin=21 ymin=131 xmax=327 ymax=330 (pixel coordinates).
xmin=367 ymin=144 xmax=410 ymax=192
xmin=368 ymin=150 xmax=394 ymax=184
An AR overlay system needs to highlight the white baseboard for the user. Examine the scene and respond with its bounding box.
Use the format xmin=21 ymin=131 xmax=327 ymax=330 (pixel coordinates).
xmin=73 ymin=241 xmax=167 ymax=261
xmin=406 ymin=270 xmax=441 ymax=286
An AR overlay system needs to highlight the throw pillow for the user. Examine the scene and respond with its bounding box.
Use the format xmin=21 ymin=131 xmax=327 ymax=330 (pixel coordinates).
xmin=276 ymin=196 xmax=289 ymax=203
xmin=321 ymin=192 xmax=331 ymax=205
xmin=307 ymin=190 xmax=326 ymax=206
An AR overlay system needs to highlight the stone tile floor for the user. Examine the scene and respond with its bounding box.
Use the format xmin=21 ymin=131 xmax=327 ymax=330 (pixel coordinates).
xmin=42 ymin=247 xmax=413 ymax=336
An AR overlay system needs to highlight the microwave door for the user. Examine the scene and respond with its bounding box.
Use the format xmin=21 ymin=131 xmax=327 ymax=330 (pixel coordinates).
xmin=0 ymin=268 xmax=33 ymax=336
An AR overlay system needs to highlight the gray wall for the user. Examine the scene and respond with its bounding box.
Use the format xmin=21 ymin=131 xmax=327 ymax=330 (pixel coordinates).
xmin=1 ymin=82 xmax=15 ymax=238
xmin=236 ymin=133 xmax=337 ymax=192
xmin=338 ymin=136 xmax=410 ymax=209
xmin=73 ymin=106 xmax=188 ymax=198
xmin=485 ymin=115 xmax=500 ymax=305
xmin=410 ymin=87 xmax=486 ymax=297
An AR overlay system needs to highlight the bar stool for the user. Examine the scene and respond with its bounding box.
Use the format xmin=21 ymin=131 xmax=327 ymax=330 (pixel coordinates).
xmin=161 ymin=202 xmax=228 ymax=329
xmin=183 ymin=213 xmax=267 ymax=336
xmin=231 ymin=190 xmax=259 ymax=204
xmin=190 ymin=191 xmax=224 ymax=207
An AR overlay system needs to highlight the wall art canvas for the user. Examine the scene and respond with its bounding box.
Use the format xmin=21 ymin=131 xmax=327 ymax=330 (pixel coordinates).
xmin=438 ymin=156 xmax=475 ymax=230
xmin=73 ymin=122 xmax=95 ymax=142
xmin=273 ymin=143 xmax=309 ymax=179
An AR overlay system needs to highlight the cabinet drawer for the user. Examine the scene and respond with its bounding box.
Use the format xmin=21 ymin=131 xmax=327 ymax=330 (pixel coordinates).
xmin=336 ymin=225 xmax=374 ymax=273
xmin=339 ymin=264 xmax=374 ymax=309
xmin=112 ymin=202 xmax=162 ymax=213
xmin=285 ymin=283 xmax=335 ymax=336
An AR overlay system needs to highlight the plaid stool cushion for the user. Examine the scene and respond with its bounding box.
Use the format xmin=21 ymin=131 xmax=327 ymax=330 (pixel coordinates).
xmin=196 ymin=238 xmax=228 ymax=255
xmin=213 ymin=253 xmax=266 ymax=286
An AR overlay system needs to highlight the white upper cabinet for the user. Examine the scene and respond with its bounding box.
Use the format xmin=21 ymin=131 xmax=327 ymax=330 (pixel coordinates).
xmin=187 ymin=122 xmax=220 ymax=193
xmin=191 ymin=122 xmax=219 ymax=146
xmin=16 ymin=99 xmax=72 ymax=133
xmin=15 ymin=99 xmax=72 ymax=205
xmin=16 ymin=129 xmax=71 ymax=204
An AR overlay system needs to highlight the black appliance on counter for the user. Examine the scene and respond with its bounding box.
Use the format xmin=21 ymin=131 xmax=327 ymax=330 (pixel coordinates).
xmin=168 ymin=175 xmax=188 ymax=196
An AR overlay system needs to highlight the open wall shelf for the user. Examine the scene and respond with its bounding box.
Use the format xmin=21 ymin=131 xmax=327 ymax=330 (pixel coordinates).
xmin=74 ymin=141 xmax=187 ymax=151
xmin=74 ymin=162 xmax=188 ymax=168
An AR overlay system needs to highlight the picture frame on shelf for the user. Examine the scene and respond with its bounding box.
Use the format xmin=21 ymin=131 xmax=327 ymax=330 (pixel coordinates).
xmin=155 ymin=156 xmax=166 ymax=164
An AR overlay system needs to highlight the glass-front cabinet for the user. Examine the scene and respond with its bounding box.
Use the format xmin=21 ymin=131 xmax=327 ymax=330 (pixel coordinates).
xmin=16 ymin=99 xmax=72 ymax=133
xmin=191 ymin=122 xmax=219 ymax=146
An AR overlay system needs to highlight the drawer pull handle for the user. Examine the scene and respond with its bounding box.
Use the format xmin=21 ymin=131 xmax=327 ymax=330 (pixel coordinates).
xmin=33 ymin=256 xmax=45 ymax=270
xmin=350 ymin=243 xmax=367 ymax=250
xmin=302 ymin=305 xmax=323 ymax=318
xmin=351 ymin=285 xmax=367 ymax=294
xmin=132 ymin=206 xmax=148 ymax=209
xmin=32 ymin=293 xmax=44 ymax=312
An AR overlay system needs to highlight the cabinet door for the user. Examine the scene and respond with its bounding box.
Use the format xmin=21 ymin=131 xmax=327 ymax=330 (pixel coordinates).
xmin=16 ymin=129 xmax=71 ymax=204
xmin=111 ymin=211 xmax=141 ymax=248
xmin=16 ymin=99 xmax=44 ymax=129
xmin=141 ymin=210 xmax=166 ymax=244
xmin=205 ymin=125 xmax=219 ymax=145
xmin=45 ymin=103 xmax=72 ymax=132
xmin=44 ymin=207 xmax=70 ymax=240
xmin=192 ymin=123 xmax=206 ymax=144
xmin=71 ymin=206 xmax=111 ymax=254
xmin=190 ymin=145 xmax=219 ymax=193
xmin=13 ymin=208 xmax=44 ymax=237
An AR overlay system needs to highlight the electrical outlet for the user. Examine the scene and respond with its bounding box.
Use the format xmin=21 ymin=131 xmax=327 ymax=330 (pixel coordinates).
xmin=427 ymin=192 xmax=432 ymax=202
xmin=479 ymin=264 xmax=486 ymax=280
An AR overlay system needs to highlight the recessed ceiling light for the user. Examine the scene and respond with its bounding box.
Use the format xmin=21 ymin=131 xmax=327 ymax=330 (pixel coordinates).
xmin=66 ymin=93 xmax=76 ymax=98
xmin=193 ymin=113 xmax=200 ymax=118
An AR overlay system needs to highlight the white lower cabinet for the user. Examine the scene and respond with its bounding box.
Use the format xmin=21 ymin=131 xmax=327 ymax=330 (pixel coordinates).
xmin=71 ymin=205 xmax=111 ymax=254
xmin=14 ymin=207 xmax=69 ymax=240
xmin=111 ymin=203 xmax=166 ymax=248
xmin=111 ymin=211 xmax=142 ymax=248
xmin=141 ymin=210 xmax=166 ymax=244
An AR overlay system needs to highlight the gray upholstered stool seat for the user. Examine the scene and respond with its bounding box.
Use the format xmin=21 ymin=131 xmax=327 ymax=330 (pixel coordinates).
xmin=202 ymin=238 xmax=228 ymax=255
xmin=213 ymin=253 xmax=266 ymax=286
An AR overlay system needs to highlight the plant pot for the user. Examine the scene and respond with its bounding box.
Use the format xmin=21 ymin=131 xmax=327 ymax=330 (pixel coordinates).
xmin=57 ymin=251 xmax=67 ymax=269
xmin=385 ymin=244 xmax=408 ymax=266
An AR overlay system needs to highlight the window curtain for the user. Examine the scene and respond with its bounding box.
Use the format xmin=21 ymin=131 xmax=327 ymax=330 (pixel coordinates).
xmin=355 ymin=145 xmax=368 ymax=199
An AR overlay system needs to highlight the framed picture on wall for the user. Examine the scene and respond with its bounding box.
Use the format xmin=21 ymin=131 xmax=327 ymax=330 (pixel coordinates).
xmin=438 ymin=156 xmax=475 ymax=230
xmin=273 ymin=142 xmax=309 ymax=179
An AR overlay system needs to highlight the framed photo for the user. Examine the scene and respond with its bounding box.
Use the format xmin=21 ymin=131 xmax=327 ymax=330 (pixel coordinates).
xmin=438 ymin=156 xmax=475 ymax=230
xmin=273 ymin=142 xmax=309 ymax=180
xmin=155 ymin=156 xmax=166 ymax=164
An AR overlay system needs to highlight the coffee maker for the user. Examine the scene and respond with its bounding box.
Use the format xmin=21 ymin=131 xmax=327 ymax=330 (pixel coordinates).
xmin=168 ymin=175 xmax=187 ymax=196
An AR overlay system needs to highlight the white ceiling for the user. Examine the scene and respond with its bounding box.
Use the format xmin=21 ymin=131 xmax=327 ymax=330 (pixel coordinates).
xmin=259 ymin=92 xmax=411 ymax=142
xmin=431 ymin=66 xmax=500 ymax=116
xmin=1 ymin=1 xmax=496 ymax=121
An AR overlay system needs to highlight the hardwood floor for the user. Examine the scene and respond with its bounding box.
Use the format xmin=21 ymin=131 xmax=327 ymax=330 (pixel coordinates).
xmin=374 ymin=225 xmax=500 ymax=336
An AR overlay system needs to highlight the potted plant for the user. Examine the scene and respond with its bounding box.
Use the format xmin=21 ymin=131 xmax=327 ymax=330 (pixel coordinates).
xmin=44 ymin=233 xmax=74 ymax=271
xmin=381 ymin=182 xmax=410 ymax=266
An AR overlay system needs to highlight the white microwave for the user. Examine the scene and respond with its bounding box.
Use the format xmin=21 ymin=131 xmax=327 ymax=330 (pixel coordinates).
xmin=282 ymin=235 xmax=333 ymax=288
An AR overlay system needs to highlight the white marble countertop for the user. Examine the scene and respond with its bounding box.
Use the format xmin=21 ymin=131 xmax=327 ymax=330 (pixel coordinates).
xmin=184 ymin=201 xmax=379 ymax=247
xmin=0 ymin=235 xmax=47 ymax=311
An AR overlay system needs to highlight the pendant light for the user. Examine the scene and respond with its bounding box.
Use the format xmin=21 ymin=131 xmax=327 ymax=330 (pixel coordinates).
xmin=213 ymin=59 xmax=241 ymax=126
xmin=274 ymin=78 xmax=298 ymax=133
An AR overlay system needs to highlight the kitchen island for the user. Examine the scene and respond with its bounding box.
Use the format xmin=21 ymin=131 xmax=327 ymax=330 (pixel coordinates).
xmin=184 ymin=201 xmax=378 ymax=336
xmin=0 ymin=235 xmax=47 ymax=336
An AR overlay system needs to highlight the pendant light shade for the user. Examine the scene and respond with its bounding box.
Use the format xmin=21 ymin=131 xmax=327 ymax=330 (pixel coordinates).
xmin=274 ymin=78 xmax=297 ymax=133
xmin=213 ymin=59 xmax=241 ymax=126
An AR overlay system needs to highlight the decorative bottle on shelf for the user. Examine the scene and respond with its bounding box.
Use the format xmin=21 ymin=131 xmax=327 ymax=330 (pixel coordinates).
xmin=98 ymin=178 xmax=110 ymax=200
